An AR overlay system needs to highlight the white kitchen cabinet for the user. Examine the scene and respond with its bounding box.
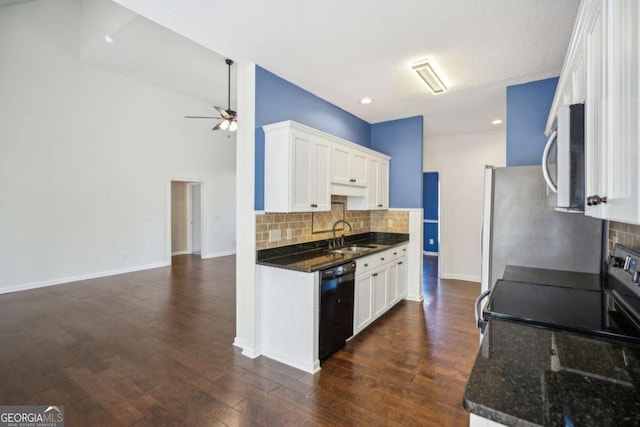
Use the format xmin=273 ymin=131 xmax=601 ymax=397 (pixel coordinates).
xmin=372 ymin=266 xmax=388 ymax=318
xmin=347 ymin=156 xmax=390 ymax=210
xmin=354 ymin=274 xmax=374 ymax=333
xmin=263 ymin=122 xmax=331 ymax=213
xmin=583 ymin=0 xmax=640 ymax=223
xmin=331 ymin=144 xmax=367 ymax=189
xmin=397 ymin=256 xmax=408 ymax=299
xmin=584 ymin=0 xmax=609 ymax=220
xmin=387 ymin=262 xmax=398 ymax=307
xmin=549 ymin=0 xmax=640 ymax=224
xmin=353 ymin=244 xmax=409 ymax=335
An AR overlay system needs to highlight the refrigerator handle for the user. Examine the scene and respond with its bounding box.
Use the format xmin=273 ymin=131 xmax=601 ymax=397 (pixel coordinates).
xmin=542 ymin=130 xmax=558 ymax=193
xmin=474 ymin=289 xmax=491 ymax=329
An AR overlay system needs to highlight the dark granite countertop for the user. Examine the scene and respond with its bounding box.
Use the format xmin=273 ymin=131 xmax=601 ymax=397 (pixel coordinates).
xmin=464 ymin=318 xmax=640 ymax=426
xmin=256 ymin=232 xmax=409 ymax=272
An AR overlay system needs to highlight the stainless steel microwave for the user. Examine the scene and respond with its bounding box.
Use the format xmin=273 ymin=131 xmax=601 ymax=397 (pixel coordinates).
xmin=542 ymin=103 xmax=585 ymax=212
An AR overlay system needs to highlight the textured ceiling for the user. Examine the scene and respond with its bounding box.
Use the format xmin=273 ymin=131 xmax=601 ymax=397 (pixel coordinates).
xmin=115 ymin=0 xmax=579 ymax=136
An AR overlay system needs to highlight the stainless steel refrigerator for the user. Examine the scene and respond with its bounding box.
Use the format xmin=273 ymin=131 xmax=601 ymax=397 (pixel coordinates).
xmin=480 ymin=165 xmax=603 ymax=294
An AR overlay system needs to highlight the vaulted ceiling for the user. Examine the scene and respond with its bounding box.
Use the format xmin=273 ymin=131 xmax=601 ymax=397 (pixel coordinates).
xmin=112 ymin=0 xmax=579 ymax=137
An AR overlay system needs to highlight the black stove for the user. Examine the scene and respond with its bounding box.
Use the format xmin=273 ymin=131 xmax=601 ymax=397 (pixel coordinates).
xmin=482 ymin=244 xmax=640 ymax=343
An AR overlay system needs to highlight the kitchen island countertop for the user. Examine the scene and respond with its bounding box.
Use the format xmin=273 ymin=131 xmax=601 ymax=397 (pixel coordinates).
xmin=464 ymin=318 xmax=640 ymax=426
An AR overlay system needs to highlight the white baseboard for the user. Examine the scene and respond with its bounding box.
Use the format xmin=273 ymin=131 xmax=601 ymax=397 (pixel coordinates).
xmin=1 ymin=261 xmax=170 ymax=295
xmin=423 ymin=251 xmax=438 ymax=256
xmin=233 ymin=337 xmax=261 ymax=359
xmin=441 ymin=273 xmax=481 ymax=283
xmin=261 ymin=348 xmax=320 ymax=374
xmin=403 ymin=295 xmax=424 ymax=302
xmin=202 ymin=250 xmax=236 ymax=259
xmin=172 ymin=250 xmax=189 ymax=256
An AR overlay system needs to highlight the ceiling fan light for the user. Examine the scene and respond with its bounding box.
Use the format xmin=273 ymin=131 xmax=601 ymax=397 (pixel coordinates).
xmin=412 ymin=60 xmax=448 ymax=94
xmin=219 ymin=119 xmax=230 ymax=130
xmin=229 ymin=121 xmax=237 ymax=132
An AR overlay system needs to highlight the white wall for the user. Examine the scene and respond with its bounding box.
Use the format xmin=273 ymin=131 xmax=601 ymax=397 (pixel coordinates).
xmin=0 ymin=1 xmax=236 ymax=292
xmin=424 ymin=130 xmax=505 ymax=282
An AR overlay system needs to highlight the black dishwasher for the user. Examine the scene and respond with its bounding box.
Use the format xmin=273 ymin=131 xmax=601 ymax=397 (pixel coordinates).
xmin=319 ymin=262 xmax=356 ymax=361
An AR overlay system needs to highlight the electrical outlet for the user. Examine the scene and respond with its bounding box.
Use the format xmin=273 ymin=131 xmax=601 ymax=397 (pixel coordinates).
xmin=429 ymin=238 xmax=434 ymax=245
xmin=286 ymin=228 xmax=292 ymax=240
xmin=269 ymin=229 xmax=281 ymax=242
xmin=387 ymin=219 xmax=393 ymax=228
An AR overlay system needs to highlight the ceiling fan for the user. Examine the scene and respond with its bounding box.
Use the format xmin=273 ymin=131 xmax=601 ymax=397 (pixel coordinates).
xmin=185 ymin=58 xmax=237 ymax=131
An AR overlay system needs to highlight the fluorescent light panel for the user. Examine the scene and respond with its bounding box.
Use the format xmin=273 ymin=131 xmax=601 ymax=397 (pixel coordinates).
xmin=412 ymin=61 xmax=447 ymax=94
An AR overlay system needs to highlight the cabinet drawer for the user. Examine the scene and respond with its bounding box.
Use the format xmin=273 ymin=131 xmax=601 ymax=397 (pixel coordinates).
xmin=356 ymin=254 xmax=382 ymax=274
xmin=388 ymin=245 xmax=407 ymax=261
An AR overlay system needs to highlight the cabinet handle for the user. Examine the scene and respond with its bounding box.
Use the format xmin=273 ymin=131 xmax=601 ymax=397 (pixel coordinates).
xmin=350 ymin=178 xmax=356 ymax=183
xmin=310 ymin=203 xmax=318 ymax=208
xmin=398 ymin=262 xmax=403 ymax=265
xmin=381 ymin=257 xmax=385 ymax=261
xmin=403 ymin=248 xmax=407 ymax=252
xmin=378 ymin=204 xmax=383 ymax=207
xmin=372 ymin=273 xmax=378 ymax=277
xmin=393 ymin=252 xmax=397 ymax=255
xmin=364 ymin=263 xmax=368 ymax=267
xmin=587 ymin=195 xmax=607 ymax=206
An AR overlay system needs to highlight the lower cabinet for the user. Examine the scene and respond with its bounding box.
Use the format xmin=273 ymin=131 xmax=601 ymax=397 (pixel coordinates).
xmin=354 ymin=245 xmax=408 ymax=335
xmin=354 ymin=274 xmax=373 ymax=333
xmin=372 ymin=267 xmax=388 ymax=318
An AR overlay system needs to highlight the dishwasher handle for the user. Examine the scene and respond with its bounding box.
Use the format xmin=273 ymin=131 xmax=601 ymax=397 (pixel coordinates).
xmin=474 ymin=289 xmax=491 ymax=330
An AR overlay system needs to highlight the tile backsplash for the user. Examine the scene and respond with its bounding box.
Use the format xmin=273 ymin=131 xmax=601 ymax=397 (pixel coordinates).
xmin=256 ymin=196 xmax=409 ymax=249
xmin=609 ymin=221 xmax=640 ymax=253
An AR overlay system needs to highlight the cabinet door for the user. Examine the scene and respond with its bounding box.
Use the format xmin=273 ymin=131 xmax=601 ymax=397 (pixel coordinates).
xmin=397 ymin=257 xmax=408 ymax=298
xmin=604 ymin=0 xmax=639 ymax=223
xmin=354 ymin=274 xmax=373 ymax=334
xmin=377 ymin=160 xmax=390 ymax=209
xmin=313 ymin=139 xmax=331 ymax=211
xmin=387 ymin=262 xmax=398 ymax=306
xmin=372 ymin=267 xmax=388 ymax=318
xmin=366 ymin=157 xmax=380 ymax=209
xmin=584 ymin=0 xmax=609 ymax=219
xmin=331 ymin=144 xmax=351 ymax=185
xmin=351 ymin=150 xmax=368 ymax=187
xmin=290 ymin=131 xmax=313 ymax=212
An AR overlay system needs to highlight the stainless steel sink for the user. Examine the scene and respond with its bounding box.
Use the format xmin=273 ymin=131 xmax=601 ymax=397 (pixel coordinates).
xmin=330 ymin=245 xmax=377 ymax=255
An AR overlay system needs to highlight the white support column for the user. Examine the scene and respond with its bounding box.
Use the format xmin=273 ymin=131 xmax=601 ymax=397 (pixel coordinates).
xmin=233 ymin=62 xmax=260 ymax=357
xmin=405 ymin=209 xmax=424 ymax=302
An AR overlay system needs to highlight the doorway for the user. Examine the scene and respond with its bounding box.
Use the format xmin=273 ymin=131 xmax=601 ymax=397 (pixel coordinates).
xmin=423 ymin=172 xmax=439 ymax=286
xmin=169 ymin=179 xmax=204 ymax=261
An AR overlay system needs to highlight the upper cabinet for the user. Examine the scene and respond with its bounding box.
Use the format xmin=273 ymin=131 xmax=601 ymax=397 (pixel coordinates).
xmin=263 ymin=121 xmax=391 ymax=213
xmin=549 ymin=0 xmax=640 ymax=224
xmin=264 ymin=122 xmax=331 ymax=212
xmin=331 ymin=144 xmax=368 ymax=196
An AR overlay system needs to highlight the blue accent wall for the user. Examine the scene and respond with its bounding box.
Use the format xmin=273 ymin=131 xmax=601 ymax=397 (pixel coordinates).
xmin=506 ymin=77 xmax=558 ymax=166
xmin=370 ymin=116 xmax=423 ymax=209
xmin=423 ymin=172 xmax=439 ymax=253
xmin=254 ymin=66 xmax=371 ymax=210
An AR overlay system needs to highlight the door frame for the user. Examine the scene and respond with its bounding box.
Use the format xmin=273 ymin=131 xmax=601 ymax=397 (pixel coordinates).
xmin=186 ymin=182 xmax=202 ymax=254
xmin=167 ymin=178 xmax=206 ymax=262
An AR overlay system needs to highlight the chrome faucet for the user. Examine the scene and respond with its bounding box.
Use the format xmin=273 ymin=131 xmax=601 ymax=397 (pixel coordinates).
xmin=330 ymin=220 xmax=352 ymax=248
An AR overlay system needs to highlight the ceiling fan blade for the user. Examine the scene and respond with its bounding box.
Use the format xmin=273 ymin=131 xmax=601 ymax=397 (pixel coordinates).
xmin=185 ymin=116 xmax=218 ymax=119
xmin=214 ymin=106 xmax=232 ymax=120
xmin=212 ymin=121 xmax=223 ymax=131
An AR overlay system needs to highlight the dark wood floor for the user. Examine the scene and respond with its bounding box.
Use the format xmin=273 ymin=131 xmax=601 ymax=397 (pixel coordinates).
xmin=0 ymin=254 xmax=480 ymax=426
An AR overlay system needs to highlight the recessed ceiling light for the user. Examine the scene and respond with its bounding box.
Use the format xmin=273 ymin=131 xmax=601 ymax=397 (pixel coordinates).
xmin=360 ymin=97 xmax=373 ymax=104
xmin=411 ymin=60 xmax=448 ymax=94
xmin=491 ymin=119 xmax=503 ymax=125
xmin=104 ymin=35 xmax=114 ymax=43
